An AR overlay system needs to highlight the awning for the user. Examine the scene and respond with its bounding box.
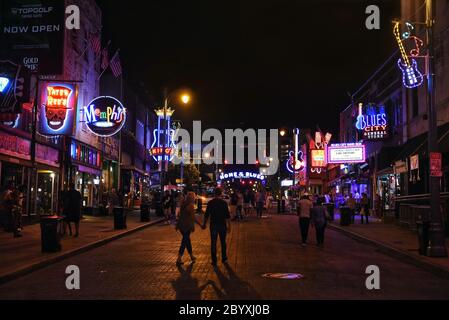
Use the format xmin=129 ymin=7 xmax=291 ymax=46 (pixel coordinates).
xmin=377 ymin=146 xmax=402 ymax=171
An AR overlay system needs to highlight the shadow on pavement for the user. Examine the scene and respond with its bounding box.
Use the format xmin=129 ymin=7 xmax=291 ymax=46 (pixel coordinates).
xmin=171 ymin=263 xmax=213 ymax=300
xmin=211 ymin=263 xmax=261 ymax=299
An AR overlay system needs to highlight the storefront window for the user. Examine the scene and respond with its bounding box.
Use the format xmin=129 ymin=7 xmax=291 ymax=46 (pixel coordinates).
xmin=35 ymin=171 xmax=58 ymax=215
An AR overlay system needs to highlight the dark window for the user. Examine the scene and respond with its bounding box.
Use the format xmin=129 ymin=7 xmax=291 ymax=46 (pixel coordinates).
xmin=412 ymin=89 xmax=419 ymax=118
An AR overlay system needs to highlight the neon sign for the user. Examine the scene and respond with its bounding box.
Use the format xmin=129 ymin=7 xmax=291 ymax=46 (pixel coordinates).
xmin=219 ymin=172 xmax=265 ymax=181
xmin=355 ymin=103 xmax=388 ymax=140
xmin=150 ymin=147 xmax=173 ymax=157
xmin=0 ymin=77 xmax=10 ymax=93
xmin=394 ymin=21 xmax=424 ymax=89
xmin=311 ymin=149 xmax=326 ymax=168
xmin=39 ymin=83 xmax=77 ymax=136
xmin=328 ymin=143 xmax=366 ymax=164
xmin=84 ymin=96 xmax=126 ymax=137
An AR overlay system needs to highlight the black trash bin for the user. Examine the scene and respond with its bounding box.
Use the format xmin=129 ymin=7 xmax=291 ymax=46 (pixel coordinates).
xmin=40 ymin=215 xmax=63 ymax=253
xmin=414 ymin=205 xmax=431 ymax=256
xmin=340 ymin=206 xmax=351 ymax=226
xmin=140 ymin=203 xmax=150 ymax=222
xmin=277 ymin=199 xmax=281 ymax=214
xmin=113 ymin=207 xmax=127 ymax=230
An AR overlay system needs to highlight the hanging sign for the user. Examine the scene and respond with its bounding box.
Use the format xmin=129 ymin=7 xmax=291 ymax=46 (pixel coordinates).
xmin=430 ymin=152 xmax=442 ymax=178
xmin=328 ymin=143 xmax=366 ymax=164
xmin=410 ymin=154 xmax=419 ymax=171
xmin=355 ymin=103 xmax=389 ymax=140
xmin=38 ymin=82 xmax=77 ymax=136
xmin=83 ymin=96 xmax=126 ymax=137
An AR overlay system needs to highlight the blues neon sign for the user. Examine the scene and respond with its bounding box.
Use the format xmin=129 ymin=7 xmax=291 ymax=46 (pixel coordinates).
xmin=219 ymin=172 xmax=265 ymax=181
xmin=355 ymin=103 xmax=388 ymax=140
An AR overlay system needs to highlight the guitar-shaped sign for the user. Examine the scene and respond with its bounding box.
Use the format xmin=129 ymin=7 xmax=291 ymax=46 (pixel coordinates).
xmin=394 ymin=22 xmax=424 ymax=89
xmin=355 ymin=103 xmax=364 ymax=130
xmin=286 ymin=150 xmax=305 ymax=174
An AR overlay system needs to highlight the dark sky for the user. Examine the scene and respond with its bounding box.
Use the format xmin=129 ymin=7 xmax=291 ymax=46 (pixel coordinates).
xmin=97 ymin=0 xmax=400 ymax=134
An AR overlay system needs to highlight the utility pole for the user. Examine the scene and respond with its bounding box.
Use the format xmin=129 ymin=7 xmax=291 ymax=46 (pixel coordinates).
xmin=425 ymin=0 xmax=447 ymax=257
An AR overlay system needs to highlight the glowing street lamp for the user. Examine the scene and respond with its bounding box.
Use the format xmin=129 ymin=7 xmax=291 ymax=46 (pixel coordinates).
xmin=280 ymin=129 xmax=286 ymax=137
xmin=181 ymin=94 xmax=191 ymax=104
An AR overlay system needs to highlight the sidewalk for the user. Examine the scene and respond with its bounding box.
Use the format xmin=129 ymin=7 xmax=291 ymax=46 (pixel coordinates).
xmin=0 ymin=210 xmax=164 ymax=284
xmin=329 ymin=212 xmax=449 ymax=278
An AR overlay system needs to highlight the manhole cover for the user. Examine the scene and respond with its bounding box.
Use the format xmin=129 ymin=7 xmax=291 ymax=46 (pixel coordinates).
xmin=262 ymin=273 xmax=304 ymax=280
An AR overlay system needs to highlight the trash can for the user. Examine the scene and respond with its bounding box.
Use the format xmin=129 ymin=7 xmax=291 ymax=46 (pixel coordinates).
xmin=340 ymin=206 xmax=351 ymax=226
xmin=140 ymin=203 xmax=150 ymax=222
xmin=40 ymin=215 xmax=63 ymax=253
xmin=325 ymin=203 xmax=335 ymax=221
xmin=281 ymin=199 xmax=286 ymax=213
xmin=113 ymin=207 xmax=127 ymax=230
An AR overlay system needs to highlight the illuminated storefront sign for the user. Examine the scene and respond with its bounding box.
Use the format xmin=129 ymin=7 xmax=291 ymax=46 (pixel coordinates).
xmin=150 ymin=147 xmax=173 ymax=157
xmin=355 ymin=103 xmax=389 ymax=140
xmin=281 ymin=180 xmax=294 ymax=187
xmin=328 ymin=143 xmax=366 ymax=164
xmin=0 ymin=77 xmax=10 ymax=93
xmin=39 ymin=83 xmax=77 ymax=136
xmin=311 ymin=149 xmax=326 ymax=168
xmin=219 ymin=172 xmax=266 ymax=181
xmin=84 ymin=96 xmax=126 ymax=137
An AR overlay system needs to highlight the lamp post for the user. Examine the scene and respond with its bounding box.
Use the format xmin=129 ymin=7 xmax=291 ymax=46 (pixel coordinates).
xmin=425 ymin=0 xmax=447 ymax=257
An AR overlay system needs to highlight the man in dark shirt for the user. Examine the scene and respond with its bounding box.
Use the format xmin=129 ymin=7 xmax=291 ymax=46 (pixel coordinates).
xmin=202 ymin=188 xmax=231 ymax=265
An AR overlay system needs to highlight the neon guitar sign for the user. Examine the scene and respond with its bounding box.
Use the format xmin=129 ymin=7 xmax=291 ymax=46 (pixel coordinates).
xmin=394 ymin=21 xmax=424 ymax=89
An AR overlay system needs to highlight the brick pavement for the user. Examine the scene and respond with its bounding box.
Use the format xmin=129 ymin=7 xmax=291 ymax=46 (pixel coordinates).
xmin=0 ymin=210 xmax=164 ymax=283
xmin=0 ymin=212 xmax=448 ymax=299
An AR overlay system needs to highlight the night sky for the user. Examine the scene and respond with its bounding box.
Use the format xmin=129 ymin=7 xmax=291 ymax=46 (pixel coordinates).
xmin=97 ymin=0 xmax=400 ymax=134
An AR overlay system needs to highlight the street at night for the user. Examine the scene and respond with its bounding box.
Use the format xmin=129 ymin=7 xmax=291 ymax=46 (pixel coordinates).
xmin=1 ymin=0 xmax=449 ymax=311
xmin=1 ymin=212 xmax=448 ymax=300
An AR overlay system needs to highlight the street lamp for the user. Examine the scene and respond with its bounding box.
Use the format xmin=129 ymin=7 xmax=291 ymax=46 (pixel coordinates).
xmin=280 ymin=129 xmax=286 ymax=137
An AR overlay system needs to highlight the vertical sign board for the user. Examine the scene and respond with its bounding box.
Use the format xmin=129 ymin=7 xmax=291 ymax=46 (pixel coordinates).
xmin=38 ymin=82 xmax=78 ymax=135
xmin=430 ymin=152 xmax=442 ymax=177
xmin=0 ymin=0 xmax=65 ymax=74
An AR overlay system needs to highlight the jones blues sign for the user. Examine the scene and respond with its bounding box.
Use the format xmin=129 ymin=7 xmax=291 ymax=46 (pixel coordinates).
xmin=83 ymin=96 xmax=126 ymax=137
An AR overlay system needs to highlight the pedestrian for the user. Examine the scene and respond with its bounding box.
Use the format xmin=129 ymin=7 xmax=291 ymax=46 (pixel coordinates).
xmin=163 ymin=190 xmax=173 ymax=224
xmin=256 ymin=190 xmax=266 ymax=218
xmin=64 ymin=182 xmax=82 ymax=237
xmin=243 ymin=190 xmax=252 ymax=218
xmin=107 ymin=188 xmax=120 ymax=216
xmin=202 ymin=188 xmax=231 ymax=266
xmin=8 ymin=186 xmax=23 ymax=238
xmin=229 ymin=192 xmax=238 ymax=220
xmin=236 ymin=190 xmax=244 ymax=221
xmin=346 ymin=193 xmax=356 ymax=224
xmin=298 ymin=194 xmax=313 ymax=246
xmin=1 ymin=183 xmax=15 ymax=233
xmin=175 ymin=192 xmax=199 ymax=265
xmin=175 ymin=192 xmax=185 ymax=219
xmin=360 ymin=193 xmax=370 ymax=224
xmin=310 ymin=197 xmax=329 ymax=247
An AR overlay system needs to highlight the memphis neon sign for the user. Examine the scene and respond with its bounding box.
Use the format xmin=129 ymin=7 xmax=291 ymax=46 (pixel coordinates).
xmin=84 ymin=96 xmax=126 ymax=137
xmin=219 ymin=172 xmax=266 ymax=181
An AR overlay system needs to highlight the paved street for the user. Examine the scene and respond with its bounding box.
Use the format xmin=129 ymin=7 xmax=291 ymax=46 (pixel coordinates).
xmin=0 ymin=213 xmax=448 ymax=300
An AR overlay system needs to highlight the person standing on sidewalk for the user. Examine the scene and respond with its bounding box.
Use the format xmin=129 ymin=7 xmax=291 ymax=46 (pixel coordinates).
xmin=64 ymin=182 xmax=82 ymax=237
xmin=175 ymin=192 xmax=199 ymax=265
xmin=256 ymin=190 xmax=266 ymax=218
xmin=163 ymin=190 xmax=173 ymax=225
xmin=202 ymin=188 xmax=231 ymax=266
xmin=298 ymin=194 xmax=313 ymax=246
xmin=346 ymin=193 xmax=356 ymax=224
xmin=310 ymin=197 xmax=329 ymax=247
xmin=360 ymin=193 xmax=370 ymax=224
xmin=107 ymin=188 xmax=120 ymax=216
xmin=229 ymin=192 xmax=238 ymax=221
xmin=236 ymin=190 xmax=244 ymax=221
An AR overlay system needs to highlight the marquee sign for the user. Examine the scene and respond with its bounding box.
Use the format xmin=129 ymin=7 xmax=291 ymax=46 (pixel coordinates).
xmin=84 ymin=96 xmax=126 ymax=137
xmin=328 ymin=143 xmax=366 ymax=164
xmin=219 ymin=172 xmax=266 ymax=181
xmin=39 ymin=82 xmax=77 ymax=136
xmin=355 ymin=103 xmax=389 ymax=140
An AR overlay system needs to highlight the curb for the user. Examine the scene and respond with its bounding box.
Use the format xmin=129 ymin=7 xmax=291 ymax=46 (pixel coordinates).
xmin=328 ymin=223 xmax=449 ymax=280
xmin=0 ymin=218 xmax=165 ymax=286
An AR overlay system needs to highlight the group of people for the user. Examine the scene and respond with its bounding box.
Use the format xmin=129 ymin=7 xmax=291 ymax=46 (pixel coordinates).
xmin=0 ymin=183 xmax=26 ymax=238
xmin=345 ymin=192 xmax=370 ymax=224
xmin=175 ymin=188 xmax=231 ymax=266
xmin=297 ymin=194 xmax=331 ymax=247
xmin=229 ymin=190 xmax=273 ymax=221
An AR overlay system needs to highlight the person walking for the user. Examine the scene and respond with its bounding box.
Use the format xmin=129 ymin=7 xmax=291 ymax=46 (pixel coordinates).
xmin=202 ymin=188 xmax=231 ymax=266
xmin=256 ymin=190 xmax=266 ymax=218
xmin=310 ymin=197 xmax=329 ymax=247
xmin=360 ymin=193 xmax=370 ymax=224
xmin=346 ymin=193 xmax=356 ymax=224
xmin=175 ymin=192 xmax=199 ymax=265
xmin=298 ymin=194 xmax=313 ymax=246
xmin=163 ymin=190 xmax=173 ymax=224
xmin=243 ymin=190 xmax=252 ymax=218
xmin=64 ymin=182 xmax=82 ymax=237
xmin=229 ymin=192 xmax=238 ymax=221
xmin=236 ymin=190 xmax=244 ymax=221
xmin=107 ymin=188 xmax=120 ymax=216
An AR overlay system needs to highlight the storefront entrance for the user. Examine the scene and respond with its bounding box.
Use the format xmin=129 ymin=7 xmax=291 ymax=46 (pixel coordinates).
xmin=35 ymin=170 xmax=58 ymax=215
